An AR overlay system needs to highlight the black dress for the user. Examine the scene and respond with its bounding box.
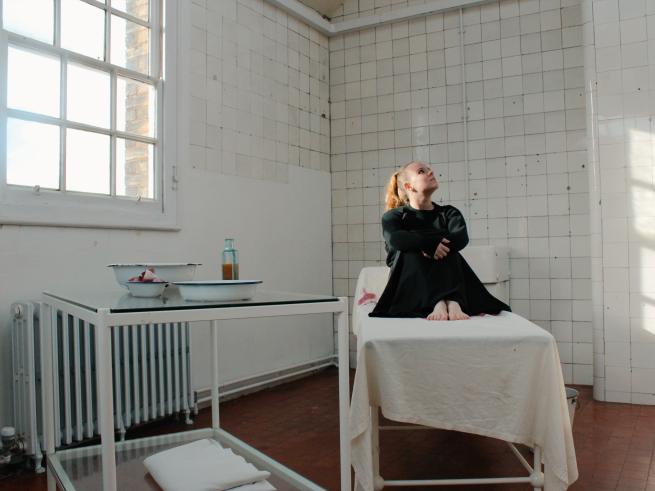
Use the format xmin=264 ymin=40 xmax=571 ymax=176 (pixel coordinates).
xmin=369 ymin=203 xmax=511 ymax=318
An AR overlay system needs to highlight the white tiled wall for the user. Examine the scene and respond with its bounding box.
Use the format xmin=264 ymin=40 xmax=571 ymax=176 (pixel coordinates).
xmin=330 ymin=0 xmax=594 ymax=384
xmin=189 ymin=0 xmax=330 ymax=181
xmin=187 ymin=0 xmax=655 ymax=398
xmin=331 ymin=0 xmax=432 ymax=22
xmin=583 ymin=0 xmax=655 ymax=403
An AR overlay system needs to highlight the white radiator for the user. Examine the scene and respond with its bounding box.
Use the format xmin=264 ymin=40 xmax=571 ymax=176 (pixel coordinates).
xmin=11 ymin=301 xmax=195 ymax=469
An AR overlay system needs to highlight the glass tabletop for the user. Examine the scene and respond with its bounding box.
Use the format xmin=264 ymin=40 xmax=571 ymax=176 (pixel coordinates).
xmin=43 ymin=287 xmax=340 ymax=313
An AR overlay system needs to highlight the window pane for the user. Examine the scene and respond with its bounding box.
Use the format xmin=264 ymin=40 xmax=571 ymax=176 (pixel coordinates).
xmin=67 ymin=64 xmax=110 ymax=128
xmin=116 ymin=138 xmax=153 ymax=199
xmin=3 ymin=0 xmax=54 ymax=44
xmin=61 ymin=0 xmax=105 ymax=61
xmin=6 ymin=118 xmax=60 ymax=189
xmin=111 ymin=15 xmax=150 ymax=75
xmin=112 ymin=0 xmax=149 ymax=21
xmin=65 ymin=129 xmax=109 ymax=194
xmin=7 ymin=46 xmax=60 ymax=117
xmin=117 ymin=77 xmax=155 ymax=137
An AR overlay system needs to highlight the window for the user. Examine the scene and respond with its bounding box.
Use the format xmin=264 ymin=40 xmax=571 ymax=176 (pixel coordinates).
xmin=0 ymin=0 xmax=177 ymax=229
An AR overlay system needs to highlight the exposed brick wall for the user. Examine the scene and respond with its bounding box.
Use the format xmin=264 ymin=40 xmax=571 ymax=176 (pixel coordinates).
xmin=123 ymin=0 xmax=152 ymax=198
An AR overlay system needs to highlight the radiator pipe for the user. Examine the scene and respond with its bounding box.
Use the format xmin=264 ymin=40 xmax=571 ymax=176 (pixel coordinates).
xmin=196 ymin=358 xmax=336 ymax=404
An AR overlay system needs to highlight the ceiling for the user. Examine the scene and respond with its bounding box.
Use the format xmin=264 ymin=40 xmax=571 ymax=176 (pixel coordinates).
xmin=297 ymin=0 xmax=343 ymax=18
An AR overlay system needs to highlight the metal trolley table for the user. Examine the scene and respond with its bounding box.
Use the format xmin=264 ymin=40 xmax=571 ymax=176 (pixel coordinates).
xmin=41 ymin=288 xmax=350 ymax=491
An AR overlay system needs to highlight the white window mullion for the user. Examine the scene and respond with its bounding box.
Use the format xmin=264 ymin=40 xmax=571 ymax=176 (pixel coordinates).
xmin=105 ymin=0 xmax=111 ymax=63
xmin=6 ymin=108 xmax=130 ymax=140
xmin=6 ymin=33 xmax=158 ymax=84
xmin=114 ymin=130 xmax=156 ymax=145
xmin=54 ymin=0 xmax=61 ymax=48
xmin=152 ymin=0 xmax=161 ymax=202
xmin=110 ymin=68 xmax=116 ymax=197
xmin=6 ymin=108 xmax=63 ymax=127
xmin=1 ymin=34 xmax=8 ymax=113
xmin=79 ymin=0 xmax=109 ymax=12
xmin=107 ymin=0 xmax=115 ymax=197
xmin=66 ymin=120 xmax=114 ymax=137
xmin=151 ymin=0 xmax=160 ymax=79
xmin=109 ymin=7 xmax=152 ymax=29
xmin=0 ymin=31 xmax=8 ymax=201
xmin=55 ymin=0 xmax=63 ymax=190
xmin=113 ymin=65 xmax=157 ymax=85
xmin=60 ymin=52 xmax=67 ymax=192
xmin=155 ymin=78 xmax=163 ymax=202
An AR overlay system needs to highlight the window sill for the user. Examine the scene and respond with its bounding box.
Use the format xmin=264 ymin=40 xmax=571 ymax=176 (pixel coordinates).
xmin=0 ymin=188 xmax=179 ymax=231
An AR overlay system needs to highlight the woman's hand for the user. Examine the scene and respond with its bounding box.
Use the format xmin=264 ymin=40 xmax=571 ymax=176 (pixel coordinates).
xmin=421 ymin=238 xmax=451 ymax=260
xmin=434 ymin=238 xmax=450 ymax=259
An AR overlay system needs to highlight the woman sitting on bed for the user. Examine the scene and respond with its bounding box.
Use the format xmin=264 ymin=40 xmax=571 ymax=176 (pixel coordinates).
xmin=370 ymin=161 xmax=511 ymax=321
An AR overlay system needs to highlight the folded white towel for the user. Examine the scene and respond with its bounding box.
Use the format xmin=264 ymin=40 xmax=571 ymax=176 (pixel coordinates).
xmin=143 ymin=438 xmax=272 ymax=491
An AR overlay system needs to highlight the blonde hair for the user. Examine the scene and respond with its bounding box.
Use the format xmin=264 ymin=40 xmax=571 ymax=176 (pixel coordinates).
xmin=384 ymin=162 xmax=417 ymax=210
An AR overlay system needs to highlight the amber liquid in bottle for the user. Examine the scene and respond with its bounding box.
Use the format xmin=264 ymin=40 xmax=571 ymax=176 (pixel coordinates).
xmin=222 ymin=262 xmax=239 ymax=280
xmin=222 ymin=238 xmax=239 ymax=280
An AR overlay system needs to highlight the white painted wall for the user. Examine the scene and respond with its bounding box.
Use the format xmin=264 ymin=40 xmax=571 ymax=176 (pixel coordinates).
xmin=0 ymin=162 xmax=334 ymax=428
xmin=0 ymin=0 xmax=334 ymax=428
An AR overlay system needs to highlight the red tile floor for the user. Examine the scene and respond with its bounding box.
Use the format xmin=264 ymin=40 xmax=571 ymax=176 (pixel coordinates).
xmin=1 ymin=367 xmax=654 ymax=491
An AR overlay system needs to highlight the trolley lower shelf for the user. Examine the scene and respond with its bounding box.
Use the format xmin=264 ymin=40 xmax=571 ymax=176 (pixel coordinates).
xmin=47 ymin=427 xmax=325 ymax=491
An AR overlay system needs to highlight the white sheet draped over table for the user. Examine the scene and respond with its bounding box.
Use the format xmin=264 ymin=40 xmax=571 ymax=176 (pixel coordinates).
xmin=351 ymin=295 xmax=578 ymax=491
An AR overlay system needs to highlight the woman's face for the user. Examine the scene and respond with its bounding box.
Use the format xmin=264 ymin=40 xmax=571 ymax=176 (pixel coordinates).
xmin=404 ymin=162 xmax=438 ymax=195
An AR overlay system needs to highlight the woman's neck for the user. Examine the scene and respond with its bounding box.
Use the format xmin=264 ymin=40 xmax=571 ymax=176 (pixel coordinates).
xmin=407 ymin=194 xmax=434 ymax=210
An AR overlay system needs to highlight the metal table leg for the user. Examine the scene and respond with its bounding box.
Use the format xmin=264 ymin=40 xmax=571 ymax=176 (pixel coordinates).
xmin=96 ymin=310 xmax=117 ymax=491
xmin=211 ymin=320 xmax=220 ymax=429
xmin=337 ymin=300 xmax=351 ymax=491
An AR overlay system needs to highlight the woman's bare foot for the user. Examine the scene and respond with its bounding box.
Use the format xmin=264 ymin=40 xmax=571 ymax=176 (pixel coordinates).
xmin=446 ymin=300 xmax=470 ymax=320
xmin=427 ymin=300 xmax=448 ymax=320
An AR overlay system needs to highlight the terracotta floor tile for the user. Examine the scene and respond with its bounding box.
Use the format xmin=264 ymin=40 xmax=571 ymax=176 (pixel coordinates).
xmin=616 ymin=478 xmax=647 ymax=490
xmin=622 ymin=464 xmax=651 ymax=474
xmin=1 ymin=372 xmax=654 ymax=491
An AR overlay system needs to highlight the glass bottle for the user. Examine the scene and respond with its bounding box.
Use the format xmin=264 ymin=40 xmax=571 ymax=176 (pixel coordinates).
xmin=222 ymin=238 xmax=239 ymax=280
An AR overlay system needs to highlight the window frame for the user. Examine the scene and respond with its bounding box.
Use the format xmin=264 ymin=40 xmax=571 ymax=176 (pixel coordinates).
xmin=0 ymin=0 xmax=178 ymax=230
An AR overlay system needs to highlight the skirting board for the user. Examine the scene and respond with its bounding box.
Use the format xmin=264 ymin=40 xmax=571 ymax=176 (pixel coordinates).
xmin=194 ymin=355 xmax=338 ymax=408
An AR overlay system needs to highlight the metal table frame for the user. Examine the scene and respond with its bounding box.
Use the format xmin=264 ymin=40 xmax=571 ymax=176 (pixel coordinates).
xmin=41 ymin=291 xmax=350 ymax=491
xmin=370 ymin=411 xmax=545 ymax=490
